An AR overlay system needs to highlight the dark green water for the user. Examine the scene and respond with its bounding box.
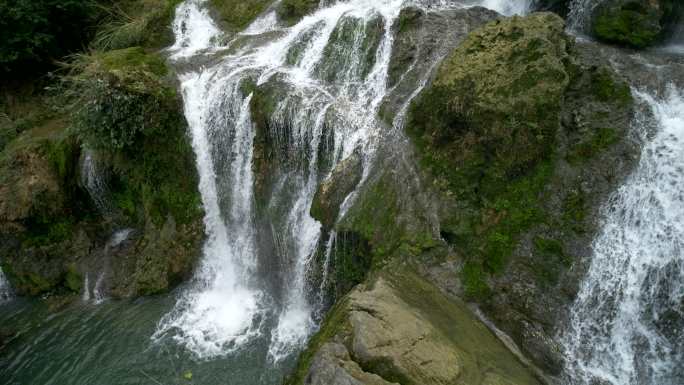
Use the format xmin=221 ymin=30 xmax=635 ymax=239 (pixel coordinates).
xmin=0 ymin=294 xmax=295 ymax=385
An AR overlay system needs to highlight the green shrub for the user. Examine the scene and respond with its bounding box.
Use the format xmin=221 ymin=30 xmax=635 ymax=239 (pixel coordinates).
xmin=93 ymin=0 xmax=183 ymax=50
xmin=70 ymin=48 xmax=176 ymax=151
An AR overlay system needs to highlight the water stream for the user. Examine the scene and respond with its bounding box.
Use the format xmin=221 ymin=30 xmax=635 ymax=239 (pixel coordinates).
xmin=561 ymin=87 xmax=684 ymax=385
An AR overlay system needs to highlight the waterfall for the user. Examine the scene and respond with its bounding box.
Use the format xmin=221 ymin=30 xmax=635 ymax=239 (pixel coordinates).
xmin=154 ymin=0 xmax=499 ymax=363
xmin=81 ymin=150 xmax=112 ymax=215
xmin=82 ymin=229 xmax=134 ymax=304
xmin=0 ymin=266 xmax=12 ymax=303
xmin=561 ymin=87 xmax=684 ymax=385
xmin=481 ymin=0 xmax=532 ymax=15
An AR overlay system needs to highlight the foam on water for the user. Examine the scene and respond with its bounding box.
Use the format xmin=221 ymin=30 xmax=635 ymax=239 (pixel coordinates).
xmin=562 ymin=87 xmax=684 ymax=385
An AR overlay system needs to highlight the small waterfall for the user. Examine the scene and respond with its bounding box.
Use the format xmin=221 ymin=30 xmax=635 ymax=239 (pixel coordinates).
xmin=0 ymin=266 xmax=12 ymax=303
xmin=81 ymin=150 xmax=112 ymax=214
xmin=82 ymin=229 xmax=134 ymax=304
xmin=561 ymin=87 xmax=684 ymax=385
xmin=481 ymin=0 xmax=532 ymax=15
xmin=566 ymin=0 xmax=598 ymax=32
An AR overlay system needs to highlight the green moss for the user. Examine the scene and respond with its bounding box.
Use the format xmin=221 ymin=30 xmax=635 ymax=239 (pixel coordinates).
xmin=210 ymin=0 xmax=272 ymax=31
xmin=405 ymin=14 xmax=572 ymax=299
xmin=331 ymin=232 xmax=372 ymax=297
xmin=568 ymin=126 xmax=619 ymax=162
xmin=284 ymin=298 xmax=352 ymax=385
xmin=592 ymin=2 xmax=661 ymax=49
xmin=590 ymin=68 xmax=632 ymax=105
xmin=532 ymin=237 xmax=572 ymax=286
xmin=2 ymin=263 xmax=53 ymax=296
xmin=562 ymin=188 xmax=587 ymax=233
xmin=277 ymin=0 xmax=319 ymax=26
xmin=22 ymin=218 xmax=76 ymax=247
xmin=462 ymin=261 xmax=491 ymax=300
xmin=64 ymin=264 xmax=82 ymax=292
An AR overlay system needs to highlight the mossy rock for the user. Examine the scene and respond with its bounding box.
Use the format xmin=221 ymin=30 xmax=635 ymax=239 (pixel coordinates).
xmin=210 ymin=0 xmax=272 ymax=31
xmin=277 ymin=0 xmax=319 ymax=26
xmin=287 ymin=268 xmax=541 ymax=385
xmin=591 ymin=0 xmax=681 ymax=48
xmin=406 ymin=13 xmax=573 ymax=297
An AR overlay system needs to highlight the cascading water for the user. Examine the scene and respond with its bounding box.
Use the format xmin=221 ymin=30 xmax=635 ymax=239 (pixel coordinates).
xmin=561 ymin=87 xmax=684 ymax=385
xmin=153 ymin=0 xmax=527 ymax=364
xmin=81 ymin=150 xmax=112 ymax=214
xmin=0 ymin=266 xmax=12 ymax=303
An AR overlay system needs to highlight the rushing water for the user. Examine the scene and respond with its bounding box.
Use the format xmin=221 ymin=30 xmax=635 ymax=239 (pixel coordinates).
xmin=562 ymin=88 xmax=684 ymax=385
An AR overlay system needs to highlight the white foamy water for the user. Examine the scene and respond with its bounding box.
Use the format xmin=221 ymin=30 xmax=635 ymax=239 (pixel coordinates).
xmin=170 ymin=0 xmax=222 ymax=58
xmin=480 ymin=0 xmax=531 ymax=15
xmin=82 ymin=229 xmax=134 ymax=304
xmin=81 ymin=150 xmax=111 ymax=214
xmin=562 ymin=87 xmax=684 ymax=385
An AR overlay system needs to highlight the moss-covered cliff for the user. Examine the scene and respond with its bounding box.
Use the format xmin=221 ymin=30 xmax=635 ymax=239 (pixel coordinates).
xmin=0 ymin=0 xmax=203 ymax=300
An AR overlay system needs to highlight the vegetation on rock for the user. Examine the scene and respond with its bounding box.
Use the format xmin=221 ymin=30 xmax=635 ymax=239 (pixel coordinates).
xmin=210 ymin=0 xmax=272 ymax=31
xmin=407 ymin=12 xmax=573 ymax=299
xmin=591 ymin=0 xmax=682 ymax=48
xmin=0 ymin=0 xmax=203 ymax=299
xmin=277 ymin=0 xmax=320 ymax=26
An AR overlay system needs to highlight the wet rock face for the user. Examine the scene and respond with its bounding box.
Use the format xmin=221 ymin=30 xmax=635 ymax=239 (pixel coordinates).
xmin=297 ymin=270 xmax=542 ymax=385
xmin=311 ymin=152 xmax=363 ymax=229
xmin=382 ymin=5 xmax=499 ymax=124
xmin=532 ymin=0 xmax=571 ymax=17
xmin=591 ymin=0 xmax=682 ymax=48
xmin=404 ymin=12 xmax=639 ymax=376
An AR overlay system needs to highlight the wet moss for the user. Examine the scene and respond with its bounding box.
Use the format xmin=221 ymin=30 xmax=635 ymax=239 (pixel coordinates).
xmin=210 ymin=0 xmax=272 ymax=31
xmin=284 ymin=298 xmax=352 ymax=385
xmin=405 ymin=14 xmax=570 ymax=300
xmin=592 ymin=1 xmax=661 ymax=48
xmin=63 ymin=264 xmax=82 ymax=292
xmin=277 ymin=0 xmax=319 ymax=26
xmin=590 ymin=67 xmax=632 ymax=105
xmin=532 ymin=237 xmax=572 ymax=286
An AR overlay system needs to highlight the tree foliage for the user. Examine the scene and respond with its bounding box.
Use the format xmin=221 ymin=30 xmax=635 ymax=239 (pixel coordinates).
xmin=0 ymin=0 xmax=100 ymax=75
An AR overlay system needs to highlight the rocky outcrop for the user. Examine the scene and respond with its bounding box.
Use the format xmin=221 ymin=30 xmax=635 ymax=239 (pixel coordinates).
xmin=288 ymin=269 xmax=542 ymax=385
xmin=277 ymin=0 xmax=320 ymax=25
xmin=403 ymin=12 xmax=638 ymax=375
xmin=311 ymin=151 xmax=362 ymax=229
xmin=590 ymin=0 xmax=682 ymax=48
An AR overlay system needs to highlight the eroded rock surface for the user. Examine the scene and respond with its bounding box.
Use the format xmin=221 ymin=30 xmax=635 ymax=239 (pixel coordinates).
xmin=294 ymin=270 xmax=542 ymax=385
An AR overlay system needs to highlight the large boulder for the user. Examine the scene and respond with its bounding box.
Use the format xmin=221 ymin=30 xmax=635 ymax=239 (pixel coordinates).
xmin=591 ymin=0 xmax=682 ymax=48
xmin=405 ymin=12 xmax=638 ymax=375
xmin=288 ymin=269 xmax=542 ymax=385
